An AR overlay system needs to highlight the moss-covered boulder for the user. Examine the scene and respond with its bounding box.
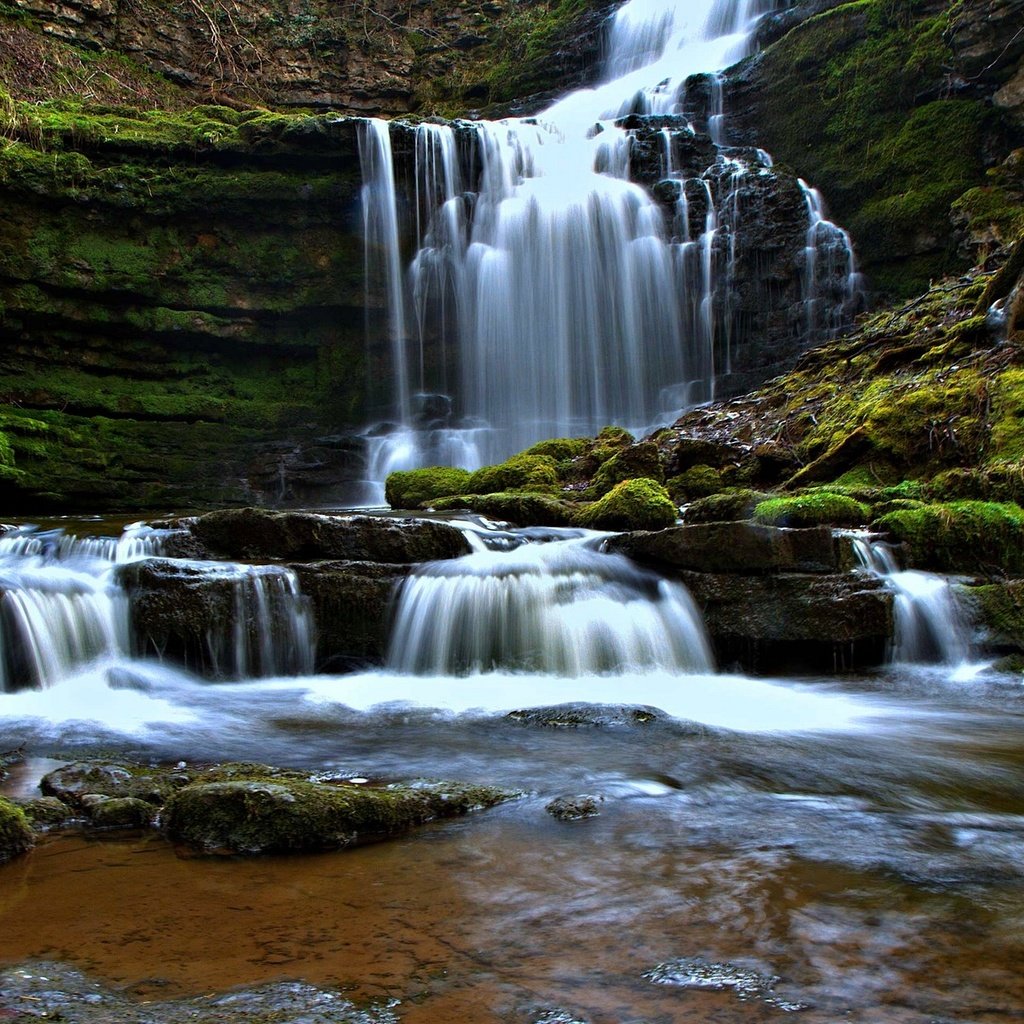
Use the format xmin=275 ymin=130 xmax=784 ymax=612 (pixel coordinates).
xmin=0 ymin=797 xmax=33 ymax=863
xmin=384 ymin=467 xmax=473 ymax=509
xmin=683 ymin=489 xmax=768 ymax=524
xmin=17 ymin=796 xmax=73 ymax=829
xmin=667 ymin=464 xmax=725 ymax=502
xmin=163 ymin=776 xmax=517 ymax=855
xmin=590 ymin=441 xmax=665 ymax=497
xmin=40 ymin=760 xmax=190 ymax=808
xmin=430 ymin=491 xmax=575 ymax=527
xmin=466 ymin=453 xmax=559 ymax=495
xmin=958 ymin=579 xmax=1024 ymax=656
xmin=574 ymin=478 xmax=677 ymax=531
xmin=84 ymin=796 xmax=157 ymax=829
xmin=753 ymin=492 xmax=871 ymax=528
xmin=873 ymin=500 xmax=1024 ymax=574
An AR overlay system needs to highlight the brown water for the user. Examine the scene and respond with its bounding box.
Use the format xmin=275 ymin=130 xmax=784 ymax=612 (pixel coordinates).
xmin=3 ymin=673 xmax=1024 ymax=1023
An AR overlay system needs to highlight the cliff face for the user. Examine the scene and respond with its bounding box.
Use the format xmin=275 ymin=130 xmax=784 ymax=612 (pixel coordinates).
xmin=0 ymin=0 xmax=1022 ymax=511
xmin=726 ymin=0 xmax=1024 ymax=298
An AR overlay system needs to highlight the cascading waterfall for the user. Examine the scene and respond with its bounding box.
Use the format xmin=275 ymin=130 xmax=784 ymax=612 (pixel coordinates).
xmin=356 ymin=0 xmax=861 ymax=482
xmin=0 ymin=525 xmax=315 ymax=690
xmin=386 ymin=533 xmax=713 ymax=677
xmin=852 ymin=535 xmax=969 ymax=666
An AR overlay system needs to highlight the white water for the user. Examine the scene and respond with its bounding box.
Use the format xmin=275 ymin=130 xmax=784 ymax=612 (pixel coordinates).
xmin=0 ymin=525 xmax=313 ymax=691
xmin=852 ymin=535 xmax=970 ymax=666
xmin=387 ymin=532 xmax=713 ymax=676
xmin=357 ymin=0 xmax=860 ymax=479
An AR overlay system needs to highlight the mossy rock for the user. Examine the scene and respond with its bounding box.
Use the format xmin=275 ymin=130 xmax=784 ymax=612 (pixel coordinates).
xmin=926 ymin=466 xmax=1024 ymax=505
xmin=17 ymin=796 xmax=73 ymax=829
xmin=667 ymin=464 xmax=724 ymax=502
xmin=574 ymin=478 xmax=677 ymax=531
xmin=384 ymin=467 xmax=472 ymax=509
xmin=85 ymin=796 xmax=158 ymax=829
xmin=430 ymin=490 xmax=574 ymax=527
xmin=40 ymin=760 xmax=191 ymax=808
xmin=163 ymin=776 xmax=516 ymax=855
xmin=683 ymin=488 xmax=768 ymax=524
xmin=590 ymin=440 xmax=664 ymax=497
xmin=957 ymin=579 xmax=1024 ymax=654
xmin=522 ymin=437 xmax=591 ymax=461
xmin=873 ymin=500 xmax=1024 ymax=574
xmin=0 ymin=797 xmax=33 ymax=863
xmin=753 ymin=492 xmax=871 ymax=528
xmin=466 ymin=453 xmax=559 ymax=494
xmin=591 ymin=425 xmax=635 ymax=463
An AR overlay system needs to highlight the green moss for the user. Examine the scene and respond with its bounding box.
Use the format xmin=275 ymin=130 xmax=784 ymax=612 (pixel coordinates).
xmin=466 ymin=453 xmax=559 ymax=494
xmin=667 ymin=464 xmax=724 ymax=502
xmin=163 ymin=775 xmax=515 ymax=855
xmin=682 ymin=488 xmax=768 ymax=524
xmin=384 ymin=467 xmax=472 ymax=509
xmin=874 ymin=500 xmax=1024 ymax=573
xmin=753 ymin=492 xmax=871 ymax=528
xmin=523 ymin=436 xmax=591 ymax=461
xmin=0 ymin=797 xmax=33 ymax=863
xmin=430 ymin=490 xmax=574 ymax=527
xmin=574 ymin=477 xmax=677 ymax=532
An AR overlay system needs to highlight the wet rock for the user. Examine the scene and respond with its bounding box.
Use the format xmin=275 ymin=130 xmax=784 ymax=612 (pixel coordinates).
xmin=0 ymin=961 xmax=400 ymax=1024
xmin=86 ymin=796 xmax=158 ymax=829
xmin=506 ymin=703 xmax=666 ymax=729
xmin=17 ymin=796 xmax=74 ymax=829
xmin=0 ymin=797 xmax=33 ymax=862
xmin=184 ymin=508 xmax=471 ymax=563
xmin=644 ymin=956 xmax=807 ymax=1011
xmin=681 ymin=571 xmax=893 ymax=674
xmin=957 ymin=579 xmax=1024 ymax=656
xmin=40 ymin=761 xmax=190 ymax=809
xmin=607 ymin=522 xmax=854 ymax=575
xmin=291 ymin=561 xmax=410 ymax=669
xmin=163 ymin=775 xmax=517 ymax=854
xmin=545 ymin=795 xmax=603 ymax=821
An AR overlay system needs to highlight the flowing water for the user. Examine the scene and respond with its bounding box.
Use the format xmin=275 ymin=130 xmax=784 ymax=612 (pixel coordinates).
xmin=356 ymin=0 xmax=862 ymax=493
xmin=1 ymin=518 xmax=1023 ymax=1022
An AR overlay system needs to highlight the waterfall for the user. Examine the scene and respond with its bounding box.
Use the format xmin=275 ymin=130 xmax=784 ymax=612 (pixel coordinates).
xmin=386 ymin=535 xmax=713 ymax=677
xmin=852 ymin=536 xmax=969 ymax=666
xmin=0 ymin=525 xmax=315 ymax=690
xmin=356 ymin=0 xmax=860 ymax=479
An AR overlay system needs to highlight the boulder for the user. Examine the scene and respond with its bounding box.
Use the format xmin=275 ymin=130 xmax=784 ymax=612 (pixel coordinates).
xmin=681 ymin=571 xmax=893 ymax=674
xmin=182 ymin=508 xmax=471 ymax=563
xmin=607 ymin=522 xmax=854 ymax=575
xmin=163 ymin=776 xmax=517 ymax=854
xmin=84 ymin=796 xmax=157 ymax=829
xmin=16 ymin=796 xmax=73 ymax=829
xmin=0 ymin=797 xmax=33 ymax=863
xmin=40 ymin=761 xmax=191 ymax=808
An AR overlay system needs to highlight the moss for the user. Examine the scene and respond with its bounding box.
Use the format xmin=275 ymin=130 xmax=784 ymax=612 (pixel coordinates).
xmin=466 ymin=453 xmax=559 ymax=494
xmin=163 ymin=775 xmax=516 ymax=854
xmin=384 ymin=467 xmax=472 ymax=509
xmin=523 ymin=436 xmax=591 ymax=461
xmin=574 ymin=478 xmax=677 ymax=532
xmin=0 ymin=797 xmax=33 ymax=862
xmin=589 ymin=440 xmax=664 ymax=498
xmin=960 ymin=579 xmax=1024 ymax=651
xmin=591 ymin=425 xmax=635 ymax=462
xmin=667 ymin=464 xmax=724 ymax=502
xmin=683 ymin=488 xmax=768 ymax=524
xmin=753 ymin=492 xmax=871 ymax=528
xmin=874 ymin=500 xmax=1024 ymax=573
xmin=430 ymin=490 xmax=574 ymax=526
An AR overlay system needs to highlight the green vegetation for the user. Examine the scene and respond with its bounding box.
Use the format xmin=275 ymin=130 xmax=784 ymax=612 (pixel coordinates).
xmin=873 ymin=500 xmax=1024 ymax=574
xmin=574 ymin=478 xmax=678 ymax=531
xmin=466 ymin=453 xmax=560 ymax=494
xmin=683 ymin=489 xmax=768 ymax=524
xmin=753 ymin=492 xmax=871 ymax=528
xmin=751 ymin=0 xmax=1000 ymax=295
xmin=163 ymin=773 xmax=516 ymax=854
xmin=0 ymin=797 xmax=33 ymax=863
xmin=590 ymin=440 xmax=664 ymax=497
xmin=384 ymin=467 xmax=473 ymax=509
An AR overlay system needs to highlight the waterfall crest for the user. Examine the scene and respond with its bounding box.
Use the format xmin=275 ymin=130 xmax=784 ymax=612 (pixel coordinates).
xmin=386 ymin=535 xmax=713 ymax=677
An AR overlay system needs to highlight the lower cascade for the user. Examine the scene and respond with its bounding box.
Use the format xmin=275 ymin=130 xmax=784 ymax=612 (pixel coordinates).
xmin=386 ymin=532 xmax=713 ymax=677
xmin=852 ymin=535 xmax=969 ymax=666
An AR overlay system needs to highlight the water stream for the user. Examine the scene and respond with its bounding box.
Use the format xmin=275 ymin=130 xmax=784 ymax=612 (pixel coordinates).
xmin=0 ymin=518 xmax=1022 ymax=1021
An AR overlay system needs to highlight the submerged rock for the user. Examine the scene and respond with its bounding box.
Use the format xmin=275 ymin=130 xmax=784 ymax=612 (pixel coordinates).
xmin=506 ymin=704 xmax=666 ymax=729
xmin=163 ymin=776 xmax=517 ymax=855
